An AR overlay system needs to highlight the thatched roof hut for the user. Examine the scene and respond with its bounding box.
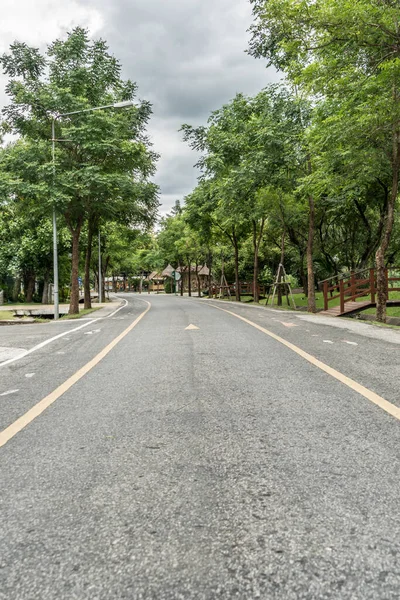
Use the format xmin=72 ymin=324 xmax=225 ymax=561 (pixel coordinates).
xmin=162 ymin=264 xmax=174 ymax=277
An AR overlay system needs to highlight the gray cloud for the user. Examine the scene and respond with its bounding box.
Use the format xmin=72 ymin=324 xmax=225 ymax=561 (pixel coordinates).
xmin=1 ymin=0 xmax=277 ymax=215
xmin=81 ymin=0 xmax=277 ymax=214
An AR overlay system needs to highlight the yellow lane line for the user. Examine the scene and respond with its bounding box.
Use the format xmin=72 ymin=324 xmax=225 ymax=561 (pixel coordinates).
xmin=0 ymin=302 xmax=151 ymax=449
xmin=207 ymin=303 xmax=400 ymax=422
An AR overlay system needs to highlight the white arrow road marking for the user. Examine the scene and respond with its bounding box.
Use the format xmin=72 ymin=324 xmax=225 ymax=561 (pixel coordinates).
xmin=323 ymin=340 xmax=334 ymax=344
xmin=185 ymin=324 xmax=199 ymax=330
xmin=0 ymin=389 xmax=19 ymax=396
xmin=25 ymin=373 xmax=35 ymax=378
xmin=343 ymin=340 xmax=358 ymax=346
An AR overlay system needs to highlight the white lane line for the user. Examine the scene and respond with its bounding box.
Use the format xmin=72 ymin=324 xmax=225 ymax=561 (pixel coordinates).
xmin=56 ymin=351 xmax=65 ymax=355
xmin=107 ymin=299 xmax=128 ymax=318
xmin=0 ymin=301 xmax=151 ymax=448
xmin=205 ymin=302 xmax=400 ymax=424
xmin=0 ymin=319 xmax=99 ymax=368
xmin=323 ymin=340 xmax=334 ymax=344
xmin=0 ymin=299 xmax=129 ymax=369
xmin=84 ymin=332 xmax=93 ymax=335
xmin=344 ymin=341 xmax=358 ymax=346
xmin=25 ymin=373 xmax=35 ymax=378
xmin=0 ymin=389 xmax=19 ymax=396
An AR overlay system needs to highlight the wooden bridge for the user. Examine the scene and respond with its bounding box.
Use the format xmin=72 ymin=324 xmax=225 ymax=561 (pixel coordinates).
xmin=319 ymin=267 xmax=400 ymax=317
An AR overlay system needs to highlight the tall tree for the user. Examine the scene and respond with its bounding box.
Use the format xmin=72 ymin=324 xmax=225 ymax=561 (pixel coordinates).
xmin=249 ymin=0 xmax=400 ymax=321
xmin=0 ymin=28 xmax=159 ymax=314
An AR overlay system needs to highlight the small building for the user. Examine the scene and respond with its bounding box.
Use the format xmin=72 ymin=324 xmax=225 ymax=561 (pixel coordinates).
xmin=177 ymin=265 xmax=210 ymax=292
xmin=147 ymin=271 xmax=165 ymax=292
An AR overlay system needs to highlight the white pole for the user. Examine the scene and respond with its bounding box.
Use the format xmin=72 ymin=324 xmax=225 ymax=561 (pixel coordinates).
xmin=52 ymin=119 xmax=59 ymax=320
xmin=98 ymin=228 xmax=102 ymax=303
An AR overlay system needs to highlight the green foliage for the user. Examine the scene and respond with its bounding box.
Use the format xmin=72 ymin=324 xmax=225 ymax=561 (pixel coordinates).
xmin=0 ymin=28 xmax=159 ymax=307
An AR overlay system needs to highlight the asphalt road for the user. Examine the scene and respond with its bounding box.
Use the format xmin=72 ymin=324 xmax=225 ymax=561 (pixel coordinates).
xmin=1 ymin=294 xmax=400 ymax=599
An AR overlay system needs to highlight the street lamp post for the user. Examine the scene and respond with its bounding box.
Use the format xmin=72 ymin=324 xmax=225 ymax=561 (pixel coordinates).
xmin=98 ymin=227 xmax=102 ymax=304
xmin=51 ymin=100 xmax=134 ymax=320
xmin=51 ymin=119 xmax=59 ymax=320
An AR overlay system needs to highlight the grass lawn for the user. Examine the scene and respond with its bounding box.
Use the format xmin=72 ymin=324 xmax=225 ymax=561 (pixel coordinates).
xmin=60 ymin=306 xmax=102 ymax=320
xmin=214 ymin=289 xmax=400 ymax=317
xmin=364 ymin=306 xmax=400 ymax=317
xmin=0 ymin=310 xmax=17 ymax=320
xmin=215 ymin=291 xmax=327 ymax=309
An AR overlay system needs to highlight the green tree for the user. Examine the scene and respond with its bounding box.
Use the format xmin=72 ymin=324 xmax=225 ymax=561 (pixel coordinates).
xmin=249 ymin=0 xmax=400 ymax=320
xmin=0 ymin=28 xmax=159 ymax=314
xmin=183 ymin=86 xmax=309 ymax=304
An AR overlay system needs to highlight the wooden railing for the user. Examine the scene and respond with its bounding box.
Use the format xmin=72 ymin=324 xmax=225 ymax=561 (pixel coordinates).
xmin=209 ymin=282 xmax=267 ymax=298
xmin=319 ymin=268 xmax=400 ymax=313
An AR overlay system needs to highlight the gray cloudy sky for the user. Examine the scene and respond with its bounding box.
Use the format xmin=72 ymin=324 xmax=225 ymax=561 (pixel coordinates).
xmin=0 ymin=0 xmax=276 ymax=215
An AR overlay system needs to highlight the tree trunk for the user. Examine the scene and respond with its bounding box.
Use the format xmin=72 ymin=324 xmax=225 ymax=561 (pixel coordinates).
xmin=84 ymin=219 xmax=95 ymax=309
xmin=306 ymin=157 xmax=317 ymax=313
xmin=196 ymin=261 xmax=201 ymax=297
xmin=69 ymin=222 xmax=83 ymax=315
xmin=42 ymin=273 xmax=49 ymax=304
xmin=233 ymin=228 xmax=241 ymax=302
xmin=307 ymin=194 xmax=316 ymax=313
xmin=252 ymin=218 xmax=265 ymax=304
xmin=207 ymin=251 xmax=213 ymax=297
xmin=179 ymin=264 xmax=184 ymax=296
xmin=376 ymin=129 xmax=400 ymax=322
xmin=299 ymin=253 xmax=307 ymax=296
xmin=188 ymin=260 xmax=192 ymax=297
xmin=26 ymin=272 xmax=35 ymax=303
xmin=102 ymin=256 xmax=109 ymax=302
xmin=277 ymin=229 xmax=285 ymax=306
xmin=12 ymin=277 xmax=20 ymax=302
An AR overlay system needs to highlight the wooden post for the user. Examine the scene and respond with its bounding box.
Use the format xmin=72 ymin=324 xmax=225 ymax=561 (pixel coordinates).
xmin=323 ymin=281 xmax=328 ymax=311
xmin=370 ymin=268 xmax=375 ymax=303
xmin=339 ymin=279 xmax=345 ymax=314
xmin=350 ymin=271 xmax=356 ymax=301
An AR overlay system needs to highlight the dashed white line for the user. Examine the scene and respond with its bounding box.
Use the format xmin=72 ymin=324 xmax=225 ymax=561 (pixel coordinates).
xmin=323 ymin=340 xmax=334 ymax=344
xmin=25 ymin=373 xmax=35 ymax=378
xmin=0 ymin=389 xmax=19 ymax=396
xmin=344 ymin=341 xmax=358 ymax=346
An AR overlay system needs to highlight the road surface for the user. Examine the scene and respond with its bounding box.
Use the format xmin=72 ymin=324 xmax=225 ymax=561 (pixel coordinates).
xmin=1 ymin=294 xmax=400 ymax=599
